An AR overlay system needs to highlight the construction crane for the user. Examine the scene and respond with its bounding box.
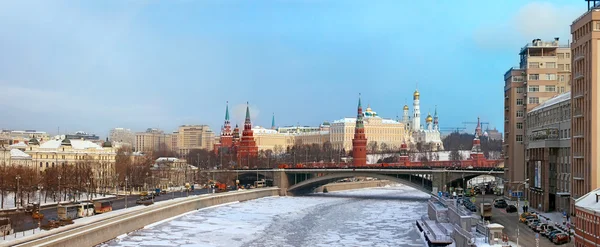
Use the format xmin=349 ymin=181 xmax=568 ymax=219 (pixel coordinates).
xmin=462 ymin=120 xmax=490 ymax=130
xmin=439 ymin=127 xmax=467 ymax=133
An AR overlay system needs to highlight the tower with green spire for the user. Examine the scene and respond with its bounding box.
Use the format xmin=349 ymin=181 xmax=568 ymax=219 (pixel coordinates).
xmin=271 ymin=113 xmax=276 ymax=130
xmin=352 ymin=94 xmax=367 ymax=167
xmin=215 ymin=101 xmax=233 ymax=156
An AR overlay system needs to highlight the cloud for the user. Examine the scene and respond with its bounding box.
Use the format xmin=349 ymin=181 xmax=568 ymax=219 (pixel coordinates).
xmin=473 ymin=2 xmax=583 ymax=50
xmin=231 ymin=104 xmax=260 ymax=125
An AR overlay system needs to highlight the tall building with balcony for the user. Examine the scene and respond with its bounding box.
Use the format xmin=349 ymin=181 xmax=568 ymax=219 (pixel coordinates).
xmin=525 ymin=92 xmax=571 ymax=214
xmin=570 ymin=3 xmax=600 ymax=223
xmin=503 ymin=38 xmax=571 ymax=200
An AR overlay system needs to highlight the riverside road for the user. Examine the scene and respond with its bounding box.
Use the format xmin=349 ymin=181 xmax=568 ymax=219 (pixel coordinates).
xmin=2 ymin=189 xmax=210 ymax=232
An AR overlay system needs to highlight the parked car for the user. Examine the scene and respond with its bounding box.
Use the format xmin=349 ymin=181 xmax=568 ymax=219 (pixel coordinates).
xmin=494 ymin=200 xmax=508 ymax=208
xmin=506 ymin=205 xmax=517 ymax=213
xmin=552 ymin=233 xmax=570 ymax=244
xmin=547 ymin=230 xmax=563 ymax=240
xmin=535 ymin=223 xmax=547 ymax=232
xmin=541 ymin=225 xmax=557 ymax=237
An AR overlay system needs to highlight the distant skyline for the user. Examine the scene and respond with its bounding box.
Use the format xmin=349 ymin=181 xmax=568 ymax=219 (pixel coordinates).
xmin=0 ymin=0 xmax=586 ymax=138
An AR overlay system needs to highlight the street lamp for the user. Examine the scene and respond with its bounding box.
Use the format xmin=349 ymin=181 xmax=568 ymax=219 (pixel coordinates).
xmin=151 ymin=175 xmax=155 ymax=203
xmin=124 ymin=177 xmax=128 ymax=209
xmin=58 ymin=175 xmax=62 ymax=205
xmin=86 ymin=182 xmax=91 ymax=201
xmin=15 ymin=175 xmax=21 ymax=211
xmin=515 ymin=178 xmax=529 ymax=247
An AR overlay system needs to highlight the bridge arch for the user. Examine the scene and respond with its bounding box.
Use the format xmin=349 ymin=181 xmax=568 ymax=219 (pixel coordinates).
xmin=287 ymin=172 xmax=433 ymax=195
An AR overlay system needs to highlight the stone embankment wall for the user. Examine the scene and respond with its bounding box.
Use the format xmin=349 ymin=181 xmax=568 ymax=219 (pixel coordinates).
xmin=314 ymin=180 xmax=395 ymax=193
xmin=5 ymin=188 xmax=279 ymax=247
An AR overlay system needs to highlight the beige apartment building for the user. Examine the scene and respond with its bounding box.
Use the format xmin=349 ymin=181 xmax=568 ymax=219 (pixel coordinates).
xmin=176 ymin=125 xmax=214 ymax=156
xmin=251 ymin=126 xmax=330 ymax=153
xmin=135 ymin=128 xmax=171 ymax=153
xmin=503 ymin=39 xmax=571 ymax=200
xmin=330 ymin=110 xmax=406 ymax=151
xmin=571 ymin=7 xmax=600 ymax=217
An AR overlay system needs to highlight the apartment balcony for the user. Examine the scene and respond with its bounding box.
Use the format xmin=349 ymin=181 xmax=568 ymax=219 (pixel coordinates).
xmin=573 ymin=108 xmax=583 ymax=118
xmin=574 ymin=72 xmax=584 ymax=80
xmin=573 ymin=175 xmax=584 ymax=181
xmin=574 ymin=54 xmax=585 ymax=62
xmin=574 ymin=152 xmax=584 ymax=159
xmin=573 ymin=131 xmax=584 ymax=138
xmin=574 ymin=91 xmax=584 ymax=99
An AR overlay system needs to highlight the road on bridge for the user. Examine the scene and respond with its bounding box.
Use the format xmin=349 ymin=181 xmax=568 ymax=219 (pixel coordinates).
xmin=3 ymin=189 xmax=211 ymax=233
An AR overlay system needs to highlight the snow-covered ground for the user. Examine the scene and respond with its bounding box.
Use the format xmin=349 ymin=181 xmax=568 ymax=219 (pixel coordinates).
xmin=102 ymin=185 xmax=430 ymax=247
xmin=0 ymin=192 xmax=115 ymax=210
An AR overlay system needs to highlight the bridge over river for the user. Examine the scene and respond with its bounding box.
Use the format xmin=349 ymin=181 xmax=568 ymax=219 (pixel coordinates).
xmin=207 ymin=168 xmax=504 ymax=196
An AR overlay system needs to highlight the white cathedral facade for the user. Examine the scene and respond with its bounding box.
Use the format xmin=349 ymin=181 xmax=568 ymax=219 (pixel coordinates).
xmin=401 ymin=89 xmax=444 ymax=151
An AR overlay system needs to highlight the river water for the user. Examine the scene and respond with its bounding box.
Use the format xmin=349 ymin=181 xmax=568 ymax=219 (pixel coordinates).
xmin=101 ymin=185 xmax=429 ymax=247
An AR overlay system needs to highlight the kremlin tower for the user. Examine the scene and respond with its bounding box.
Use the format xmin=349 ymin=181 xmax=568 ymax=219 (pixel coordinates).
xmin=402 ymin=103 xmax=410 ymax=130
xmin=433 ymin=106 xmax=439 ymax=131
xmin=352 ymin=95 xmax=367 ymax=167
xmin=213 ymin=102 xmax=234 ymax=155
xmin=237 ymin=102 xmax=258 ymax=167
xmin=412 ymin=89 xmax=421 ymax=131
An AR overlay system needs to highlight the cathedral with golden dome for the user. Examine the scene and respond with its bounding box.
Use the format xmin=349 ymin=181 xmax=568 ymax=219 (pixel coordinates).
xmin=401 ymin=89 xmax=444 ymax=151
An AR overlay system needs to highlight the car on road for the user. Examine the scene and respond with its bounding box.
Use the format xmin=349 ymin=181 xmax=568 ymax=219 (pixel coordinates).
xmin=552 ymin=233 xmax=570 ymax=244
xmin=534 ymin=223 xmax=547 ymax=232
xmin=541 ymin=225 xmax=557 ymax=237
xmin=547 ymin=230 xmax=563 ymax=240
xmin=494 ymin=200 xmax=507 ymax=208
xmin=506 ymin=205 xmax=517 ymax=213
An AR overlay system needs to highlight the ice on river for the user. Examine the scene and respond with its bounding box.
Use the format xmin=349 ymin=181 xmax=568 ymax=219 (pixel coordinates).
xmin=101 ymin=185 xmax=429 ymax=247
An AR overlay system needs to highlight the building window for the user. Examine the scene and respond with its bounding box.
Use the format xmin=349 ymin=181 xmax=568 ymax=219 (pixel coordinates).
xmin=566 ymin=53 xmax=570 ymax=59
xmin=546 ymin=62 xmax=556 ymax=68
xmin=529 ymin=97 xmax=539 ymax=104
xmin=559 ymin=75 xmax=565 ymax=82
xmin=39 ymin=162 xmax=42 ymax=168
xmin=517 ymin=122 xmax=523 ymax=129
xmin=513 ymin=76 xmax=525 ymax=82
xmin=516 ymin=87 xmax=524 ymax=93
xmin=595 ymin=21 xmax=600 ymax=31
xmin=528 ymin=85 xmax=539 ymax=92
xmin=545 ymin=74 xmax=557 ymax=80
xmin=558 ymin=53 xmax=565 ymax=59
xmin=517 ymin=135 xmax=523 ymax=142
xmin=566 ymin=64 xmax=570 ymax=70
xmin=545 ymin=85 xmax=556 ymax=92
xmin=529 ymin=74 xmax=540 ymax=80
xmin=558 ymin=64 xmax=565 ymax=71
xmin=517 ymin=110 xmax=524 ymax=117
xmin=529 ymin=62 xmax=540 ymax=68
xmin=517 ymin=99 xmax=524 ymax=106
xmin=560 ymin=86 xmax=565 ymax=93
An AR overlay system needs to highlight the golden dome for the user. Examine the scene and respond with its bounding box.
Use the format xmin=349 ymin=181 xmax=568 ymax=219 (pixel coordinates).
xmin=403 ymin=105 xmax=409 ymax=110
xmin=414 ymin=90 xmax=420 ymax=97
xmin=366 ymin=104 xmax=372 ymax=112
xmin=426 ymin=113 xmax=433 ymax=123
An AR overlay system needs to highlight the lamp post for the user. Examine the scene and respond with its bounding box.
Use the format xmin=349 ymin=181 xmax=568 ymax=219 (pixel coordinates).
xmin=124 ymin=177 xmax=128 ymax=209
xmin=58 ymin=175 xmax=62 ymax=205
xmin=151 ymin=175 xmax=154 ymax=203
xmin=15 ymin=175 xmax=21 ymax=211
xmin=86 ymin=182 xmax=90 ymax=201
xmin=515 ymin=179 xmax=529 ymax=246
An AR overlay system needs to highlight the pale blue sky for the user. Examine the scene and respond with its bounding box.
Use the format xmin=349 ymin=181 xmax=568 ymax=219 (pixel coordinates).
xmin=0 ymin=0 xmax=586 ymax=137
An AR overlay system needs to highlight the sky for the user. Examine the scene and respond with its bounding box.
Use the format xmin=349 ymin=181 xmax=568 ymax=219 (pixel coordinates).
xmin=0 ymin=0 xmax=587 ymax=138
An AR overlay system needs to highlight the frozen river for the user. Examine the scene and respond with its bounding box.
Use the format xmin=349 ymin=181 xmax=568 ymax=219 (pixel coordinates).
xmin=101 ymin=185 xmax=429 ymax=247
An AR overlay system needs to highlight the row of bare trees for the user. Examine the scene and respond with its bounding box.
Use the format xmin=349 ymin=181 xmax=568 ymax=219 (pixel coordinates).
xmin=0 ymin=161 xmax=100 ymax=209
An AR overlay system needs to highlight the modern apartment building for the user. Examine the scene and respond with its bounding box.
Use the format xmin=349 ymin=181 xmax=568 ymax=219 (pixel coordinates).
xmin=503 ymin=38 xmax=571 ymax=200
xmin=571 ymin=4 xmax=600 ymax=222
xmin=525 ymin=92 xmax=571 ymax=214
xmin=176 ymin=125 xmax=214 ymax=156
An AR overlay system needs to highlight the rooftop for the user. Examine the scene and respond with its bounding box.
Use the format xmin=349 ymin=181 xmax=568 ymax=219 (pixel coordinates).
xmin=529 ymin=91 xmax=571 ymax=113
xmin=332 ymin=117 xmax=401 ymax=125
xmin=39 ymin=139 xmax=105 ymax=150
xmin=575 ymin=188 xmax=600 ymax=212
